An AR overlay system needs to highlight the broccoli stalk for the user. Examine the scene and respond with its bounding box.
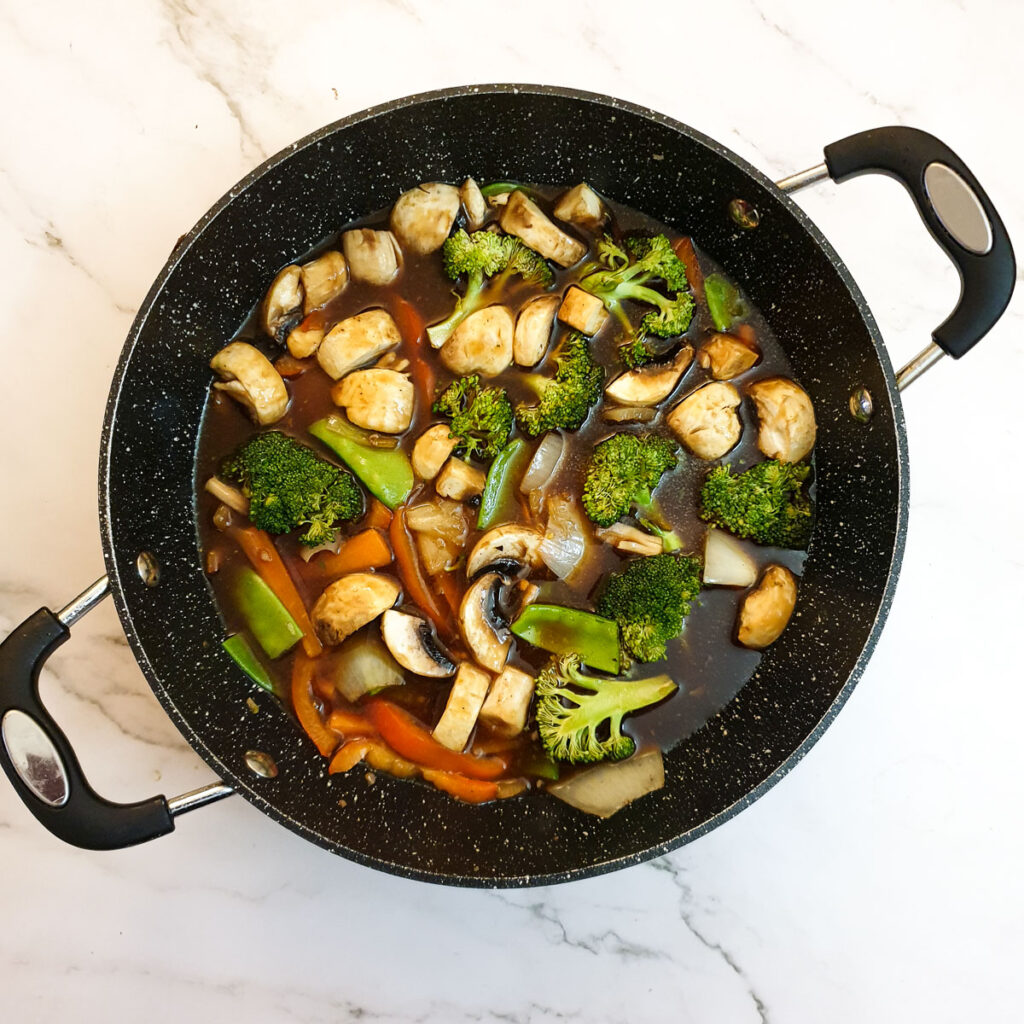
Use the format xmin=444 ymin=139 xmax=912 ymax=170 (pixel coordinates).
xmin=432 ymin=375 xmax=514 ymax=460
xmin=515 ymin=332 xmax=604 ymax=436
xmin=535 ymin=654 xmax=676 ymax=764
xmin=427 ymin=229 xmax=553 ymax=347
xmin=581 ymin=433 xmax=679 ymax=527
xmin=637 ymin=516 xmax=683 ymax=552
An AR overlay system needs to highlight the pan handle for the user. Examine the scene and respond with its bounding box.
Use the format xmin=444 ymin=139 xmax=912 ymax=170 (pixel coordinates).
xmin=0 ymin=577 xmax=232 ymax=849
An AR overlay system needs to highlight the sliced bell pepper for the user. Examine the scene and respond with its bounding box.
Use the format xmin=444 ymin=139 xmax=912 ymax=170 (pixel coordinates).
xmin=673 ymin=236 xmax=704 ymax=298
xmin=234 ymin=568 xmax=304 ymax=659
xmin=478 ymin=438 xmax=529 ymax=530
xmin=389 ymin=508 xmax=455 ymax=640
xmin=510 ymin=603 xmax=620 ymax=674
xmin=311 ymin=527 xmax=392 ymax=578
xmin=291 ymin=652 xmax=338 ymax=758
xmin=421 ymin=769 xmax=499 ymax=804
xmin=391 ymin=295 xmax=434 ymax=410
xmin=221 ymin=633 xmax=275 ymax=691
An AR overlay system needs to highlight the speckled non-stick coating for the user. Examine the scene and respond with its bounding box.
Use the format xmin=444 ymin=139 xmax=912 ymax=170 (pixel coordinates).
xmin=98 ymin=85 xmax=908 ymax=887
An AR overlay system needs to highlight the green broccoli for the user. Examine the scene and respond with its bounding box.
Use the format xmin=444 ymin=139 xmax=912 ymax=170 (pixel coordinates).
xmin=581 ymin=433 xmax=679 ymax=527
xmin=596 ymin=553 xmax=702 ymax=663
xmin=534 ymin=654 xmax=676 ymax=764
xmin=427 ymin=229 xmax=553 ymax=347
xmin=700 ymin=460 xmax=813 ymax=548
xmin=637 ymin=516 xmax=683 ymax=552
xmin=432 ymin=375 xmax=514 ymax=460
xmin=515 ymin=332 xmax=604 ymax=436
xmin=221 ymin=431 xmax=363 ymax=546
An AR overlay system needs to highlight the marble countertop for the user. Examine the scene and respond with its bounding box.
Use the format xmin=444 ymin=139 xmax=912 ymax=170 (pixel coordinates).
xmin=1 ymin=2 xmax=1021 ymax=1021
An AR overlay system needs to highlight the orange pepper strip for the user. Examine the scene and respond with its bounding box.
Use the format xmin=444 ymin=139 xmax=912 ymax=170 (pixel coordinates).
xmin=312 ymin=528 xmax=392 ymax=578
xmin=363 ymin=700 xmax=508 ymax=780
xmin=364 ymin=498 xmax=393 ymax=532
xmin=232 ymin=525 xmax=323 ymax=658
xmin=435 ymin=570 xmax=463 ymax=620
xmin=329 ymin=739 xmax=372 ymax=774
xmin=327 ymin=709 xmax=378 ymax=737
xmin=421 ymin=768 xmax=499 ymax=804
xmin=291 ymin=652 xmax=338 ymax=757
xmin=389 ymin=509 xmax=455 ymax=640
xmin=392 ymin=295 xmax=435 ymax=410
xmin=673 ymin=237 xmax=704 ymax=300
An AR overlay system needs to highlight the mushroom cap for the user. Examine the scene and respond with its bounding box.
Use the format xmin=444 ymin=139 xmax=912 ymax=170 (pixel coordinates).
xmin=300 ymin=250 xmax=348 ymax=314
xmin=380 ymin=609 xmax=456 ymax=678
xmin=341 ymin=229 xmax=402 ymax=286
xmin=440 ymin=305 xmax=514 ymax=377
xmin=260 ymin=265 xmax=303 ymax=338
xmin=467 ymin=525 xmax=545 ymax=578
xmin=667 ymin=381 xmax=742 ymax=460
xmin=514 ymin=294 xmax=560 ymax=367
xmin=605 ymin=345 xmax=694 ymax=406
xmin=460 ymin=177 xmax=487 ymax=231
xmin=737 ymin=565 xmax=797 ymax=648
xmin=210 ymin=341 xmax=289 ymax=425
xmin=390 ymin=182 xmax=461 ymax=254
xmin=459 ymin=572 xmax=512 ymax=673
xmin=311 ymin=573 xmax=401 ymax=647
xmin=747 ymin=377 xmax=816 ymax=463
xmin=332 ymin=367 xmax=414 ymax=433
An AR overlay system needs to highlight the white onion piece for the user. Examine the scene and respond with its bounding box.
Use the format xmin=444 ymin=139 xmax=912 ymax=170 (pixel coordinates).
xmin=539 ymin=494 xmax=588 ymax=580
xmin=332 ymin=632 xmax=404 ymax=702
xmin=602 ymin=405 xmax=657 ymax=423
xmin=548 ymin=749 xmax=665 ymax=818
xmin=300 ymin=536 xmax=342 ymax=562
xmin=703 ymin=528 xmax=757 ymax=587
xmin=520 ymin=432 xmax=565 ymax=493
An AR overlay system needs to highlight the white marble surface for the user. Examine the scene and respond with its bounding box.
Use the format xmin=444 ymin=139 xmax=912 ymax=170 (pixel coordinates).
xmin=1 ymin=1 xmax=1021 ymax=1020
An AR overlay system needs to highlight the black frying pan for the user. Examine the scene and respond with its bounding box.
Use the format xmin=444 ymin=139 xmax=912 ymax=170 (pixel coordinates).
xmin=0 ymin=85 xmax=1014 ymax=886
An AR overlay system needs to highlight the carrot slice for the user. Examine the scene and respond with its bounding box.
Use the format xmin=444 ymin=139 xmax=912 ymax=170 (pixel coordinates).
xmin=327 ymin=709 xmax=378 ymax=737
xmin=329 ymin=739 xmax=372 ymax=774
xmin=392 ymin=295 xmax=435 ymax=409
xmin=389 ymin=509 xmax=455 ymax=640
xmin=232 ymin=525 xmax=323 ymax=658
xmin=291 ymin=652 xmax=337 ymax=757
xmin=312 ymin=528 xmax=392 ymax=578
xmin=421 ymin=769 xmax=499 ymax=804
xmin=674 ymin=236 xmax=704 ymax=298
xmin=364 ymin=498 xmax=393 ymax=531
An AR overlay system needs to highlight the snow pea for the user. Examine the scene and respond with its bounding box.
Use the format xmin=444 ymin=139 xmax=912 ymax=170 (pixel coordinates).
xmin=478 ymin=439 xmax=529 ymax=529
xmin=511 ymin=603 xmax=620 ymax=674
xmin=234 ymin=567 xmax=304 ymax=659
xmin=222 ymin=633 xmax=275 ymax=691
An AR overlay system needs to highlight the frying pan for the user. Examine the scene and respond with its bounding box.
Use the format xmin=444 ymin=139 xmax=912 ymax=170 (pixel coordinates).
xmin=0 ymin=85 xmax=1014 ymax=886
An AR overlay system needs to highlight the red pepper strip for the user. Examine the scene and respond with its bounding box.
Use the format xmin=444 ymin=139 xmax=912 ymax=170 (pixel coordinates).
xmin=363 ymin=700 xmax=508 ymax=780
xmin=673 ymin=237 xmax=704 ymax=300
xmin=389 ymin=508 xmax=455 ymax=640
xmin=291 ymin=652 xmax=338 ymax=757
xmin=421 ymin=768 xmax=499 ymax=804
xmin=392 ymin=295 xmax=435 ymax=409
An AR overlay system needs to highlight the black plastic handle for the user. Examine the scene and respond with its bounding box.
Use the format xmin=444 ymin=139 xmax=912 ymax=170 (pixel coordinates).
xmin=0 ymin=606 xmax=174 ymax=849
xmin=824 ymin=126 xmax=1015 ymax=359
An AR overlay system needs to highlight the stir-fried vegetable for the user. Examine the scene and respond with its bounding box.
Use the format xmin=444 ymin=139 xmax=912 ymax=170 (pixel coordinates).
xmin=510 ymin=604 xmax=620 ymax=674
xmin=704 ymin=273 xmax=746 ymax=332
xmin=222 ymin=633 xmax=275 ymax=691
xmin=478 ymin=439 xmax=529 ymax=529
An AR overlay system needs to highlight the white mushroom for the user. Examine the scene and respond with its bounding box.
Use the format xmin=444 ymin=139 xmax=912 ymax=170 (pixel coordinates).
xmin=432 ymin=662 xmax=493 ymax=752
xmin=311 ymin=573 xmax=401 ymax=646
xmin=411 ymin=423 xmax=459 ymax=480
xmin=210 ymin=342 xmax=289 ymax=425
xmin=440 ymin=304 xmax=514 ymax=376
xmin=460 ymin=177 xmax=487 ymax=230
xmin=300 ymin=250 xmax=348 ymax=313
xmin=316 ymin=309 xmax=402 ymax=380
xmin=552 ymin=183 xmax=607 ymax=230
xmin=466 ymin=525 xmax=545 ymax=577
xmin=390 ymin=183 xmax=461 ymax=254
xmin=737 ymin=565 xmax=797 ymax=648
xmin=747 ymin=378 xmax=817 ymax=463
xmin=499 ymin=191 xmax=586 ymax=267
xmin=331 ymin=368 xmax=414 ymax=434
xmin=286 ymin=317 xmax=326 ymax=359
xmin=380 ymin=609 xmax=456 ymax=678
xmin=667 ymin=381 xmax=742 ymax=460
xmin=260 ymin=265 xmax=303 ymax=338
xmin=557 ymin=286 xmax=609 ymax=335
xmin=436 ymin=456 xmax=486 ymax=501
xmin=697 ymin=333 xmax=760 ymax=379
xmin=341 ymin=229 xmax=402 ymax=285
xmin=514 ymin=294 xmax=560 ymax=367
xmin=605 ymin=345 xmax=694 ymax=407
xmin=459 ymin=572 xmax=512 ymax=673
xmin=478 ymin=665 xmax=536 ymax=738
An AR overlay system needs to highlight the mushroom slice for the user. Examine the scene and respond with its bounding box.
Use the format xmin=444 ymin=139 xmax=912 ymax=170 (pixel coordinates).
xmin=737 ymin=565 xmax=797 ymax=649
xmin=210 ymin=342 xmax=289 ymax=425
xmin=411 ymin=423 xmax=459 ymax=480
xmin=260 ymin=265 xmax=303 ymax=338
xmin=747 ymin=378 xmax=816 ymax=463
xmin=300 ymin=250 xmax=348 ymax=313
xmin=558 ymin=286 xmax=609 ymax=335
xmin=440 ymin=305 xmax=514 ymax=376
xmin=380 ymin=609 xmax=456 ymax=678
xmin=466 ymin=525 xmax=545 ymax=578
xmin=459 ymin=572 xmax=512 ymax=673
xmin=390 ymin=182 xmax=461 ymax=254
xmin=478 ymin=665 xmax=536 ymax=738
xmin=460 ymin=177 xmax=487 ymax=231
xmin=436 ymin=456 xmax=486 ymax=501
xmin=432 ymin=662 xmax=493 ymax=752
xmin=697 ymin=333 xmax=760 ymax=379
xmin=311 ymin=573 xmax=401 ymax=646
xmin=498 ymin=191 xmax=586 ymax=268
xmin=552 ymin=183 xmax=607 ymax=230
xmin=605 ymin=345 xmax=694 ymax=407
xmin=667 ymin=381 xmax=742 ymax=460
xmin=317 ymin=309 xmax=402 ymax=380
xmin=286 ymin=316 xmax=326 ymax=359
xmin=514 ymin=294 xmax=560 ymax=367
xmin=331 ymin=368 xmax=414 ymax=433
xmin=341 ymin=229 xmax=402 ymax=285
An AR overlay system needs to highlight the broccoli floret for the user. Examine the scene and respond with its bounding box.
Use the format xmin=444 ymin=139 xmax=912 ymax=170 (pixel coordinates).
xmin=534 ymin=654 xmax=676 ymax=764
xmin=221 ymin=431 xmax=363 ymax=546
xmin=427 ymin=229 xmax=553 ymax=347
xmin=432 ymin=375 xmax=514 ymax=460
xmin=596 ymin=553 xmax=702 ymax=663
xmin=515 ymin=332 xmax=604 ymax=437
xmin=637 ymin=516 xmax=683 ymax=552
xmin=581 ymin=433 xmax=678 ymax=527
xmin=700 ymin=460 xmax=813 ymax=549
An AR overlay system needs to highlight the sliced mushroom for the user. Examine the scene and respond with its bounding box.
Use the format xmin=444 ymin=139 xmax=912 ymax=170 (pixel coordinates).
xmin=436 ymin=456 xmax=486 ymax=501
xmin=380 ymin=609 xmax=456 ymax=678
xmin=667 ymin=381 xmax=742 ymax=460
xmin=552 ymin=183 xmax=607 ymax=230
xmin=311 ymin=573 xmax=401 ymax=646
xmin=331 ymin=368 xmax=414 ymax=434
xmin=300 ymin=250 xmax=348 ymax=314
xmin=341 ymin=229 xmax=402 ymax=285
xmin=411 ymin=423 xmax=459 ymax=480
xmin=467 ymin=525 xmax=545 ymax=578
xmin=260 ymin=265 xmax=303 ymax=338
xmin=432 ymin=662 xmax=493 ymax=752
xmin=747 ymin=378 xmax=817 ymax=463
xmin=460 ymin=177 xmax=486 ymax=230
xmin=286 ymin=316 xmax=326 ymax=359
xmin=697 ymin=333 xmax=760 ymax=379
xmin=459 ymin=572 xmax=512 ymax=673
xmin=210 ymin=342 xmax=289 ymax=425
xmin=737 ymin=565 xmax=797 ymax=648
xmin=499 ymin=191 xmax=586 ymax=267
xmin=440 ymin=304 xmax=514 ymax=376
xmin=605 ymin=345 xmax=695 ymax=407
xmin=317 ymin=309 xmax=402 ymax=380
xmin=558 ymin=286 xmax=609 ymax=335
xmin=478 ymin=665 xmax=536 ymax=738
xmin=390 ymin=182 xmax=461 ymax=254
xmin=514 ymin=294 xmax=560 ymax=367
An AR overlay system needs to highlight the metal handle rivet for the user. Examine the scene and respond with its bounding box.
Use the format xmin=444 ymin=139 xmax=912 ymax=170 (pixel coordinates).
xmin=729 ymin=198 xmax=760 ymax=229
xmin=136 ymin=551 xmax=161 ymax=587
xmin=244 ymin=750 xmax=278 ymax=778
xmin=849 ymin=387 xmax=874 ymax=422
